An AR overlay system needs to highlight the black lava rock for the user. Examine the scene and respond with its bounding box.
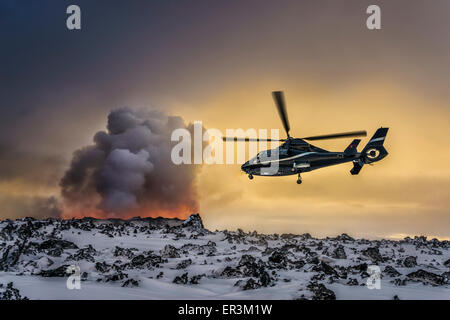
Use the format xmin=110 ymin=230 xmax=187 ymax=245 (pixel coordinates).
xmin=176 ymin=259 xmax=192 ymax=270
xmin=130 ymin=253 xmax=164 ymax=268
xmin=40 ymin=265 xmax=71 ymax=277
xmin=105 ymin=272 xmax=128 ymax=282
xmin=95 ymin=261 xmax=111 ymax=273
xmin=332 ymin=245 xmax=347 ymax=259
xmin=122 ymin=279 xmax=139 ymax=287
xmin=403 ymin=256 xmax=417 ymax=268
xmin=362 ymin=247 xmax=383 ymax=263
xmin=443 ymin=259 xmax=450 ymax=268
xmin=384 ymin=265 xmax=402 ymax=277
xmin=190 ymin=274 xmax=205 ymax=285
xmin=307 ymin=282 xmax=336 ymax=300
xmin=183 ymin=214 xmax=204 ymax=230
xmin=407 ymin=269 xmax=445 ymax=286
xmin=173 ymin=272 xmax=189 ymax=285
xmin=234 ymin=278 xmax=261 ymax=291
xmin=221 ymin=266 xmax=242 ymax=278
xmin=161 ymin=245 xmax=180 ymax=258
xmin=312 ymin=262 xmax=340 ymax=278
xmin=39 ymin=239 xmax=78 ymax=250
xmin=0 ymin=282 xmax=28 ymax=300
xmin=268 ymin=250 xmax=288 ymax=268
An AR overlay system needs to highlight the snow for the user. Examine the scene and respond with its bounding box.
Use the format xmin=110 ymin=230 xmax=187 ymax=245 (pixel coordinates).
xmin=0 ymin=216 xmax=449 ymax=300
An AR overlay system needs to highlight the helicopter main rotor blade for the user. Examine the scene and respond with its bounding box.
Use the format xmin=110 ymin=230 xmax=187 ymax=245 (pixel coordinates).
xmin=301 ymin=130 xmax=367 ymax=141
xmin=222 ymin=137 xmax=286 ymax=142
xmin=272 ymin=91 xmax=291 ymax=138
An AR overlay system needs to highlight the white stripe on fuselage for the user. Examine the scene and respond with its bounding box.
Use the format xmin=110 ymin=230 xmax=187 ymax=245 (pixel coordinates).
xmin=259 ymin=152 xmax=317 ymax=164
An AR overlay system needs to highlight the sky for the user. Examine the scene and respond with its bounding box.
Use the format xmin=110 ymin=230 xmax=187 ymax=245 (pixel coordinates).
xmin=1 ymin=0 xmax=449 ymax=239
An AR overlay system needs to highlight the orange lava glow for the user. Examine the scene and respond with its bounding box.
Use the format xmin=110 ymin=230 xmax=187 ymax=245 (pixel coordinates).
xmin=60 ymin=205 xmax=195 ymax=220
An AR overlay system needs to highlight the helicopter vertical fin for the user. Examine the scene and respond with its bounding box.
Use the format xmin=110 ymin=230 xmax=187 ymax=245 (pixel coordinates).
xmin=362 ymin=127 xmax=389 ymax=152
xmin=361 ymin=127 xmax=389 ymax=164
xmin=350 ymin=127 xmax=389 ymax=175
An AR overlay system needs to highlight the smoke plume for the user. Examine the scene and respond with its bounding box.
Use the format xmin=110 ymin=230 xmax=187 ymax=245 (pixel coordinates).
xmin=60 ymin=107 xmax=202 ymax=219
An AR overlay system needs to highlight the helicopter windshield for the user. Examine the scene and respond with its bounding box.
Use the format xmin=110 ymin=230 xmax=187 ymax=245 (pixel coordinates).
xmin=253 ymin=148 xmax=287 ymax=162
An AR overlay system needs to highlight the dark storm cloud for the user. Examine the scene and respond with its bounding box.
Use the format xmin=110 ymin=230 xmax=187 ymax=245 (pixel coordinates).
xmin=0 ymin=143 xmax=66 ymax=187
xmin=0 ymin=144 xmax=65 ymax=220
xmin=60 ymin=108 xmax=202 ymax=217
xmin=0 ymin=195 xmax=61 ymax=220
xmin=1 ymin=0 xmax=449 ymax=153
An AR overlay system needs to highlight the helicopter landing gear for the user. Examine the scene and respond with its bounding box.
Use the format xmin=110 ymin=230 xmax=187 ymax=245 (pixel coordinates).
xmin=248 ymin=174 xmax=253 ymax=180
xmin=296 ymin=173 xmax=302 ymax=184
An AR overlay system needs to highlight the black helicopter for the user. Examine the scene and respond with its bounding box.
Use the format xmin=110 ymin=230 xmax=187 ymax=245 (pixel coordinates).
xmin=223 ymin=91 xmax=389 ymax=184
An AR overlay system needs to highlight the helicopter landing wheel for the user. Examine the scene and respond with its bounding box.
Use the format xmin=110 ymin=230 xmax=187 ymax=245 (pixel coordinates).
xmin=297 ymin=173 xmax=302 ymax=184
xmin=248 ymin=174 xmax=253 ymax=180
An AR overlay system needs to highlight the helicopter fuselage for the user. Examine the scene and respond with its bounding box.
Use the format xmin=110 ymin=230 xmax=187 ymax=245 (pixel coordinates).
xmin=241 ymin=142 xmax=360 ymax=177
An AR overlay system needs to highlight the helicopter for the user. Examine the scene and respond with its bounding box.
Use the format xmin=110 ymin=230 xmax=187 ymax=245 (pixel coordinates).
xmin=222 ymin=91 xmax=389 ymax=184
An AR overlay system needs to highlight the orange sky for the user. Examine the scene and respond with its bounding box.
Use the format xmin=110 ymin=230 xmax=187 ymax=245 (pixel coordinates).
xmin=187 ymin=82 xmax=450 ymax=239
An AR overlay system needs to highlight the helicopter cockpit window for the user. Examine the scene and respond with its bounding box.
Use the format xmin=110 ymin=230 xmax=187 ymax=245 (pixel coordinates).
xmin=257 ymin=148 xmax=284 ymax=161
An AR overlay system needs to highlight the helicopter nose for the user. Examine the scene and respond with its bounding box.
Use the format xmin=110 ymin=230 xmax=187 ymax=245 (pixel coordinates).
xmin=241 ymin=161 xmax=250 ymax=171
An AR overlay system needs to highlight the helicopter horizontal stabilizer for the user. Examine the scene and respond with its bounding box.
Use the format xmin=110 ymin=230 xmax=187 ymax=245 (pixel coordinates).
xmin=350 ymin=159 xmax=364 ymax=175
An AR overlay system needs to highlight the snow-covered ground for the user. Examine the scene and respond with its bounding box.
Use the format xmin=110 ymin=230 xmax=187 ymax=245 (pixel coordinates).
xmin=0 ymin=214 xmax=449 ymax=300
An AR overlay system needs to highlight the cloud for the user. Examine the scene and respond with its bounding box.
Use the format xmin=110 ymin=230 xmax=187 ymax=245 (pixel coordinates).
xmin=0 ymin=144 xmax=65 ymax=188
xmin=60 ymin=107 xmax=204 ymax=219
xmin=0 ymin=194 xmax=61 ymax=219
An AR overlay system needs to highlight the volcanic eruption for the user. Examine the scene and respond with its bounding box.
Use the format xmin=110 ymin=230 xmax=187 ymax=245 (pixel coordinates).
xmin=59 ymin=107 xmax=204 ymax=219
